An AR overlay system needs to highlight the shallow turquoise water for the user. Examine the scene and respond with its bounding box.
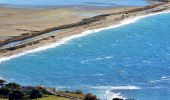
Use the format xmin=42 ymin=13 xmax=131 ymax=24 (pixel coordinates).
xmin=0 ymin=0 xmax=148 ymax=7
xmin=0 ymin=13 xmax=170 ymax=99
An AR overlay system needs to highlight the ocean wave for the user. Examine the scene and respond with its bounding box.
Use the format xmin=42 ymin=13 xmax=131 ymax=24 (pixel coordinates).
xmin=0 ymin=10 xmax=170 ymax=63
xmin=89 ymin=73 xmax=105 ymax=77
xmin=106 ymin=90 xmax=126 ymax=100
xmin=150 ymin=76 xmax=170 ymax=83
xmin=97 ymin=86 xmax=141 ymax=100
xmin=142 ymin=60 xmax=153 ymax=64
xmin=91 ymin=85 xmax=141 ymax=90
xmin=80 ymin=55 xmax=114 ymax=64
xmin=54 ymin=85 xmax=140 ymax=100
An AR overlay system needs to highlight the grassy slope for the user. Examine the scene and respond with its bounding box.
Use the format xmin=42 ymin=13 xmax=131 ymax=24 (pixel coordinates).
xmin=34 ymin=95 xmax=71 ymax=100
xmin=0 ymin=95 xmax=71 ymax=100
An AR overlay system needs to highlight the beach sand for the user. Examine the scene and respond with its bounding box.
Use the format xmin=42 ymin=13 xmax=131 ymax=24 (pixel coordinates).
xmin=0 ymin=5 xmax=135 ymax=37
xmin=0 ymin=2 xmax=170 ymax=60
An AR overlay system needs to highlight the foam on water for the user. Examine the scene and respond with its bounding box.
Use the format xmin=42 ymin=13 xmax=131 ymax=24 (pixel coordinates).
xmin=92 ymin=86 xmax=141 ymax=99
xmin=150 ymin=76 xmax=170 ymax=83
xmin=91 ymin=86 xmax=141 ymax=90
xmin=0 ymin=10 xmax=170 ymax=64
xmin=106 ymin=90 xmax=126 ymax=100
xmin=80 ymin=55 xmax=114 ymax=64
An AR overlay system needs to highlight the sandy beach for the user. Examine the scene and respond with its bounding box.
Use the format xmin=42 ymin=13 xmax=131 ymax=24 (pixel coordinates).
xmin=0 ymin=5 xmax=136 ymax=47
xmin=0 ymin=5 xmax=135 ymax=37
xmin=0 ymin=2 xmax=170 ymax=60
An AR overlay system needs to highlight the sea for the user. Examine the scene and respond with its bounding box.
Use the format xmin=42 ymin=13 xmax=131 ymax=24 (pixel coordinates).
xmin=0 ymin=0 xmax=170 ymax=100
xmin=0 ymin=0 xmax=148 ymax=7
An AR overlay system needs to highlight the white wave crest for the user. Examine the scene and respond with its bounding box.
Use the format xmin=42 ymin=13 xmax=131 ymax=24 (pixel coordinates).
xmin=106 ymin=90 xmax=126 ymax=100
xmin=0 ymin=10 xmax=170 ymax=63
xmin=81 ymin=55 xmax=114 ymax=64
xmin=150 ymin=76 xmax=170 ymax=83
xmin=91 ymin=85 xmax=141 ymax=90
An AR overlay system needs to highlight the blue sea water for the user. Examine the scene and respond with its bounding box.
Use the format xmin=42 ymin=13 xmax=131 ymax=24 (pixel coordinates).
xmin=0 ymin=0 xmax=148 ymax=7
xmin=0 ymin=13 xmax=170 ymax=99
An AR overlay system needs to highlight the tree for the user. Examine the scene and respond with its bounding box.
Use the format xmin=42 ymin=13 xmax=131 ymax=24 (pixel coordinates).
xmin=5 ymin=83 xmax=20 ymax=89
xmin=0 ymin=87 xmax=10 ymax=97
xmin=35 ymin=86 xmax=48 ymax=94
xmin=0 ymin=79 xmax=6 ymax=86
xmin=29 ymin=88 xmax=43 ymax=99
xmin=84 ymin=93 xmax=98 ymax=100
xmin=9 ymin=90 xmax=24 ymax=100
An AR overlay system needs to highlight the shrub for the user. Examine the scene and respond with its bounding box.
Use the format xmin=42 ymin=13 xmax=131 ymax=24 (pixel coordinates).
xmin=5 ymin=83 xmax=20 ymax=89
xmin=29 ymin=88 xmax=43 ymax=99
xmin=36 ymin=86 xmax=49 ymax=94
xmin=112 ymin=98 xmax=123 ymax=100
xmin=74 ymin=90 xmax=83 ymax=94
xmin=0 ymin=87 xmax=10 ymax=97
xmin=84 ymin=93 xmax=98 ymax=100
xmin=9 ymin=90 xmax=24 ymax=100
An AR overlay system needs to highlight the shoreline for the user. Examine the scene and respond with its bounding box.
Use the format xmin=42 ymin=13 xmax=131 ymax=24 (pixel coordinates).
xmin=0 ymin=2 xmax=170 ymax=63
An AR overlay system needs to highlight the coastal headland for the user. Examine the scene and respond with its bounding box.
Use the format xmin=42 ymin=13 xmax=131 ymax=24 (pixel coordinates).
xmin=0 ymin=2 xmax=170 ymax=58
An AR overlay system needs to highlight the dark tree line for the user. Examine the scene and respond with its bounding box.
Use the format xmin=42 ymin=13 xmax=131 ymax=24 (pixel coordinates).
xmin=0 ymin=79 xmax=47 ymax=100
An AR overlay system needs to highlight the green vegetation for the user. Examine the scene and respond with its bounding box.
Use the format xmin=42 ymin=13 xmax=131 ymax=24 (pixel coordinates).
xmin=112 ymin=98 xmax=123 ymax=100
xmin=0 ymin=80 xmax=100 ymax=100
xmin=34 ymin=95 xmax=71 ymax=100
xmin=9 ymin=90 xmax=24 ymax=100
xmin=84 ymin=93 xmax=98 ymax=100
xmin=57 ymin=90 xmax=85 ymax=99
xmin=5 ymin=83 xmax=20 ymax=89
xmin=0 ymin=80 xmax=51 ymax=100
xmin=29 ymin=88 xmax=43 ymax=99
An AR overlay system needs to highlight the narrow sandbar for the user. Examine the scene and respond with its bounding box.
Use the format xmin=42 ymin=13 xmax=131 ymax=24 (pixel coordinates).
xmin=0 ymin=2 xmax=170 ymax=59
